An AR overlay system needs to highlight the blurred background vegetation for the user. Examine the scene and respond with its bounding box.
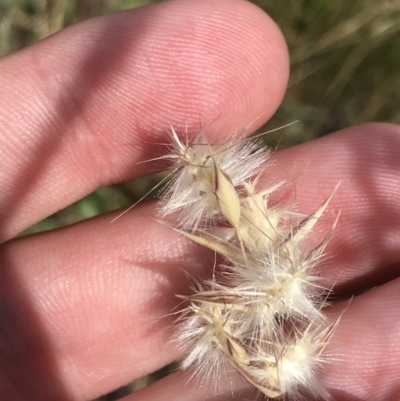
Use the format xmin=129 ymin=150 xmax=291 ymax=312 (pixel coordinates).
xmin=1 ymin=0 xmax=399 ymax=399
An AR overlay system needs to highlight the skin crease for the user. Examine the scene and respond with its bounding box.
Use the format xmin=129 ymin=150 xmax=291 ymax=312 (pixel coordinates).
xmin=0 ymin=0 xmax=399 ymax=400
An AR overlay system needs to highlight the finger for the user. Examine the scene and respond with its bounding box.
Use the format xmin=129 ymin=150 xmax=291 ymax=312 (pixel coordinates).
xmin=0 ymin=0 xmax=289 ymax=241
xmin=1 ymin=123 xmax=399 ymax=400
xmin=0 ymin=206 xmax=212 ymax=401
xmin=121 ymin=370 xmax=252 ymax=401
xmin=322 ymin=278 xmax=400 ymax=400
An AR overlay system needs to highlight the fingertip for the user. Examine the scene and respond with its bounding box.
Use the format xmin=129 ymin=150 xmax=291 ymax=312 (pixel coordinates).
xmin=0 ymin=0 xmax=290 ymax=238
xmin=5 ymin=0 xmax=290 ymax=140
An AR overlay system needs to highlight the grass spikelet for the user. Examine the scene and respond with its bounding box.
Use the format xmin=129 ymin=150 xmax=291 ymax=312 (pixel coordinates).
xmin=274 ymin=324 xmax=334 ymax=400
xmin=216 ymin=178 xmax=289 ymax=250
xmin=156 ymin=127 xmax=340 ymax=399
xmin=158 ymin=128 xmax=269 ymax=231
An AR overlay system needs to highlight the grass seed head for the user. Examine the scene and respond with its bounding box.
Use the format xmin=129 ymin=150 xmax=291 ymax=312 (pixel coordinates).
xmin=159 ymin=129 xmax=269 ymax=231
xmin=160 ymin=129 xmax=339 ymax=400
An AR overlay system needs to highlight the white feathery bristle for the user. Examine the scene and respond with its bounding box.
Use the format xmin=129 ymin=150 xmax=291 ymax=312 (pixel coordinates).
xmin=275 ymin=324 xmax=334 ymax=400
xmin=159 ymin=128 xmax=269 ymax=231
xmin=154 ymin=127 xmax=339 ymax=399
xmin=226 ymin=249 xmax=325 ymax=330
xmin=238 ymin=324 xmax=332 ymax=400
xmin=177 ymin=302 xmax=227 ymax=373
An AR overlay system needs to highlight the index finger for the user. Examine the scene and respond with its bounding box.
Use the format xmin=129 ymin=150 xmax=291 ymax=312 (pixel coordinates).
xmin=0 ymin=0 xmax=289 ymax=241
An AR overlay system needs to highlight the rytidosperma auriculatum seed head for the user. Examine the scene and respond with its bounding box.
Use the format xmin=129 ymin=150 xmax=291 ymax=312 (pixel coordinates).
xmin=158 ymin=129 xmax=340 ymax=400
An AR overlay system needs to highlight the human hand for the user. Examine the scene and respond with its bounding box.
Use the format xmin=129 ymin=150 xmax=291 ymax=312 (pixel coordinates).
xmin=0 ymin=1 xmax=399 ymax=400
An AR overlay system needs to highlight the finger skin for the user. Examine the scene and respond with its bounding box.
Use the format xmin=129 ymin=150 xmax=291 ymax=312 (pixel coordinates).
xmin=324 ymin=278 xmax=400 ymax=401
xmin=0 ymin=0 xmax=289 ymax=241
xmin=0 ymin=124 xmax=399 ymax=400
xmin=121 ymin=370 xmax=253 ymax=401
xmin=0 ymin=204 xmax=207 ymax=401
